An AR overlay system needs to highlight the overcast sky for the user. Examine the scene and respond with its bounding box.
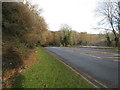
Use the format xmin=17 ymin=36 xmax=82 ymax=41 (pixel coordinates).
xmin=30 ymin=0 xmax=100 ymax=34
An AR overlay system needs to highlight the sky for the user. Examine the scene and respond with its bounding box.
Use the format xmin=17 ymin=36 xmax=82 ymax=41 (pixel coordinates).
xmin=30 ymin=0 xmax=100 ymax=34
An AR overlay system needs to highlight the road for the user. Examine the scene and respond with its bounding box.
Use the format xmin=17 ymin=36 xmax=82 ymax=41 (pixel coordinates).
xmin=45 ymin=47 xmax=119 ymax=88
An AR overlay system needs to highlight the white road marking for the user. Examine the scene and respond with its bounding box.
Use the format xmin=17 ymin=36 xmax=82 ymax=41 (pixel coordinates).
xmin=80 ymin=53 xmax=102 ymax=59
xmin=56 ymin=55 xmax=107 ymax=88
xmin=88 ymin=55 xmax=102 ymax=59
xmin=113 ymin=60 xmax=119 ymax=62
xmin=106 ymin=57 xmax=119 ymax=59
xmin=55 ymin=55 xmax=107 ymax=88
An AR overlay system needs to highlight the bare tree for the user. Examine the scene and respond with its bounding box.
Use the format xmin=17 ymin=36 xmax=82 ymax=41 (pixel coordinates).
xmin=118 ymin=1 xmax=120 ymax=36
xmin=96 ymin=0 xmax=120 ymax=46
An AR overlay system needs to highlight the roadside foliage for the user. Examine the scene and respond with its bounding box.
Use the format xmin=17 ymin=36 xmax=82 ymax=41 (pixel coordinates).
xmin=2 ymin=2 xmax=48 ymax=87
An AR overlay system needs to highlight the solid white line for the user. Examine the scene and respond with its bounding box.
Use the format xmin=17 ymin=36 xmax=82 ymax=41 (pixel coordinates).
xmin=57 ymin=58 xmax=99 ymax=88
xmin=57 ymin=57 xmax=108 ymax=88
xmin=46 ymin=49 xmax=108 ymax=88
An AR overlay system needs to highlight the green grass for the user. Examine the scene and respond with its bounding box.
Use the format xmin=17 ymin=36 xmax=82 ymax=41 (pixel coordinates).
xmin=95 ymin=46 xmax=120 ymax=49
xmin=12 ymin=47 xmax=93 ymax=88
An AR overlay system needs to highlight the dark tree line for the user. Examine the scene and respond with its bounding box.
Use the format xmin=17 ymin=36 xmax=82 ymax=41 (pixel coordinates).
xmin=48 ymin=24 xmax=100 ymax=47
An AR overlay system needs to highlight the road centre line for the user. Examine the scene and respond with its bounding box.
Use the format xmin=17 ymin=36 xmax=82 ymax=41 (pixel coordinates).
xmin=88 ymin=54 xmax=102 ymax=59
xmin=63 ymin=48 xmax=102 ymax=59
xmin=113 ymin=60 xmax=119 ymax=62
xmin=80 ymin=53 xmax=102 ymax=59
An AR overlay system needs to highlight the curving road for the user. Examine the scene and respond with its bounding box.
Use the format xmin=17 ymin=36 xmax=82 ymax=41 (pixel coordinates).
xmin=45 ymin=47 xmax=119 ymax=88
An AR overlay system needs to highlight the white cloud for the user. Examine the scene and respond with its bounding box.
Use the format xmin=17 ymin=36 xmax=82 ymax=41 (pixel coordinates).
xmin=30 ymin=0 xmax=100 ymax=34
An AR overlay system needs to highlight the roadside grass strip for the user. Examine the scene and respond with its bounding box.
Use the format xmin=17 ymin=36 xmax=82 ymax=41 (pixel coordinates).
xmin=12 ymin=47 xmax=93 ymax=88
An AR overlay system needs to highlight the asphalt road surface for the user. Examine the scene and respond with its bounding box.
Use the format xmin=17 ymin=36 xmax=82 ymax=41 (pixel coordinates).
xmin=45 ymin=47 xmax=119 ymax=88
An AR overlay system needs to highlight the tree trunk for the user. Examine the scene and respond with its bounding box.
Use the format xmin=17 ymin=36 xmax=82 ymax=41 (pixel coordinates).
xmin=106 ymin=33 xmax=111 ymax=46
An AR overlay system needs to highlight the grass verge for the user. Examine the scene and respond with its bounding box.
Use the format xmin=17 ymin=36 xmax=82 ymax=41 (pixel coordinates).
xmin=94 ymin=46 xmax=120 ymax=49
xmin=12 ymin=47 xmax=93 ymax=88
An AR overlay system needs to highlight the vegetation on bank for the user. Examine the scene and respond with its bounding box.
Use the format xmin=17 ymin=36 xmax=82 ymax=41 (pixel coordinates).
xmin=2 ymin=2 xmax=49 ymax=75
xmin=11 ymin=47 xmax=93 ymax=88
xmin=2 ymin=2 xmax=53 ymax=88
